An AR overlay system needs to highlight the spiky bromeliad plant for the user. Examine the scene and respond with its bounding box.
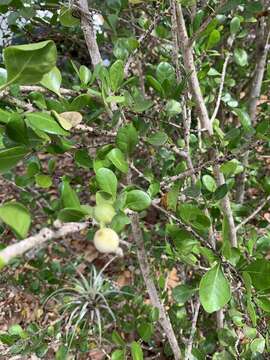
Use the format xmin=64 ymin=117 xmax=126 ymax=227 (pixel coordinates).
xmin=44 ymin=257 xmax=120 ymax=351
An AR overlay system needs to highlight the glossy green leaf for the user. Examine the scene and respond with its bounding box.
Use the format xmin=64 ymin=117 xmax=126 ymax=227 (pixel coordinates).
xmin=74 ymin=149 xmax=92 ymax=169
xmin=110 ymin=60 xmax=124 ymax=92
xmin=111 ymin=349 xmax=125 ymax=360
xmin=207 ymin=29 xmax=221 ymax=49
xmin=220 ymin=160 xmax=238 ymax=176
xmin=126 ymin=190 xmax=151 ymax=211
xmin=202 ymin=175 xmax=217 ymax=192
xmin=0 ymin=202 xmax=31 ymax=238
xmin=146 ymin=75 xmax=164 ymax=96
xmin=234 ymin=48 xmax=248 ymax=67
xmin=165 ymin=99 xmax=181 ymax=116
xmin=234 ymin=108 xmax=251 ymax=130
xmin=111 ymin=213 xmax=131 ymax=233
xmin=59 ymin=6 xmax=80 ymax=27
xmin=3 ymin=40 xmax=57 ymax=87
xmin=96 ymin=168 xmax=118 ymax=198
xmin=40 ymin=66 xmax=62 ymax=96
xmin=0 ymin=146 xmax=29 ymax=173
xmin=250 ymin=338 xmax=265 ymax=354
xmin=107 ymin=148 xmax=128 ymax=173
xmin=156 ymin=62 xmax=175 ymax=84
xmin=230 ymin=17 xmax=240 ymax=35
xmin=147 ymin=131 xmax=168 ymax=146
xmin=172 ymin=284 xmax=196 ymax=304
xmin=255 ymin=298 xmax=270 ymax=312
xmin=245 ymin=259 xmax=270 ymax=290
xmin=131 ymin=341 xmax=143 ymax=360
xmin=0 ymin=109 xmax=11 ymax=124
xmin=25 ymin=113 xmax=69 ymax=136
xmin=6 ymin=114 xmax=28 ymax=145
xmin=137 ymin=322 xmax=153 ymax=342
xmin=35 ymin=174 xmax=52 ymax=188
xmin=60 ymin=180 xmax=81 ymax=209
xmin=179 ymin=203 xmax=211 ymax=231
xmin=79 ymin=65 xmax=92 ymax=85
xmin=199 ymin=263 xmax=231 ymax=313
xmin=58 ymin=208 xmax=86 ymax=222
xmin=116 ymin=123 xmax=138 ymax=155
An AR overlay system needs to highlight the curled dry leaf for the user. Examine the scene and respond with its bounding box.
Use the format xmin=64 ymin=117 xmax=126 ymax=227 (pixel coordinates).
xmin=52 ymin=110 xmax=83 ymax=130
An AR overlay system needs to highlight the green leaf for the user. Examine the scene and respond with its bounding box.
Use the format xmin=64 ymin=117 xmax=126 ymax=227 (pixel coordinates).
xmin=145 ymin=75 xmax=164 ymax=96
xmin=255 ymin=298 xmax=270 ymax=312
xmin=247 ymin=299 xmax=257 ymax=327
xmin=234 ymin=48 xmax=248 ymax=67
xmin=165 ymin=100 xmax=181 ymax=117
xmin=107 ymin=148 xmax=128 ymax=173
xmin=25 ymin=113 xmax=69 ymax=136
xmin=230 ymin=17 xmax=240 ymax=35
xmin=131 ymin=341 xmax=143 ymax=360
xmin=58 ymin=208 xmax=86 ymax=222
xmin=59 ymin=6 xmax=80 ymax=27
xmin=172 ymin=284 xmax=195 ymax=304
xmin=0 ymin=146 xmax=29 ymax=173
xmin=96 ymin=168 xmax=118 ymax=198
xmin=40 ymin=66 xmax=62 ymax=96
xmin=234 ymin=108 xmax=251 ymax=130
xmin=110 ymin=60 xmax=124 ymax=92
xmin=55 ymin=345 xmax=68 ymax=360
xmin=167 ymin=181 xmax=180 ymax=211
xmin=220 ymin=160 xmax=238 ymax=176
xmin=116 ymin=123 xmax=138 ymax=155
xmin=35 ymin=174 xmax=52 ymax=188
xmin=126 ymin=190 xmax=151 ymax=211
xmin=60 ymin=180 xmax=81 ymax=209
xmin=74 ymin=149 xmax=92 ymax=169
xmin=156 ymin=62 xmax=175 ymax=84
xmin=207 ymin=29 xmax=221 ymax=49
xmin=202 ymin=175 xmax=217 ymax=192
xmin=3 ymin=40 xmax=57 ymax=87
xmin=213 ymin=184 xmax=228 ymax=201
xmin=199 ymin=263 xmax=231 ymax=313
xmin=147 ymin=131 xmax=168 ymax=146
xmin=178 ymin=204 xmax=211 ymax=231
xmin=6 ymin=114 xmax=28 ymax=145
xmin=137 ymin=322 xmax=153 ymax=342
xmin=245 ymin=259 xmax=270 ymax=290
xmin=250 ymin=338 xmax=265 ymax=354
xmin=111 ymin=349 xmax=125 ymax=360
xmin=0 ymin=202 xmax=31 ymax=238
xmin=79 ymin=65 xmax=92 ymax=85
xmin=8 ymin=324 xmax=26 ymax=338
xmin=0 ymin=109 xmax=11 ymax=124
xmin=106 ymin=95 xmax=125 ymax=103
xmin=112 ymin=331 xmax=125 ymax=346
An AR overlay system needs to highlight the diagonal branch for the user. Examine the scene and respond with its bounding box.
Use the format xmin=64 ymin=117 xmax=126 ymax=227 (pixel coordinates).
xmin=173 ymin=1 xmax=237 ymax=249
xmin=76 ymin=0 xmax=102 ymax=67
xmin=0 ymin=222 xmax=88 ymax=268
xmin=210 ymin=52 xmax=230 ymax=123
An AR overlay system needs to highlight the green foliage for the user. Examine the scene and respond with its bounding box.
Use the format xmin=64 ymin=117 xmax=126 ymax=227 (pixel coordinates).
xmin=199 ymin=264 xmax=231 ymax=313
xmin=0 ymin=0 xmax=269 ymax=358
xmin=0 ymin=202 xmax=31 ymax=238
xmin=2 ymin=40 xmax=57 ymax=89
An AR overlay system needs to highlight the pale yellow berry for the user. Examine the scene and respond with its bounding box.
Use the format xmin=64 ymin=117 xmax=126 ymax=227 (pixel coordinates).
xmin=93 ymin=228 xmax=120 ymax=254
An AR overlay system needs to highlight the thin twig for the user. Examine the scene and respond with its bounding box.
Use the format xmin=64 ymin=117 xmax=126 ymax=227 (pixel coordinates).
xmin=236 ymin=194 xmax=270 ymax=231
xmin=210 ymin=53 xmax=230 ymax=124
xmin=185 ymin=299 xmax=200 ymax=360
xmin=188 ymin=0 xmax=226 ymax=45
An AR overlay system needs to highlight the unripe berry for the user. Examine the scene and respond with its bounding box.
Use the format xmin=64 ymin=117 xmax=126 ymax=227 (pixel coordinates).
xmin=94 ymin=204 xmax=116 ymax=224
